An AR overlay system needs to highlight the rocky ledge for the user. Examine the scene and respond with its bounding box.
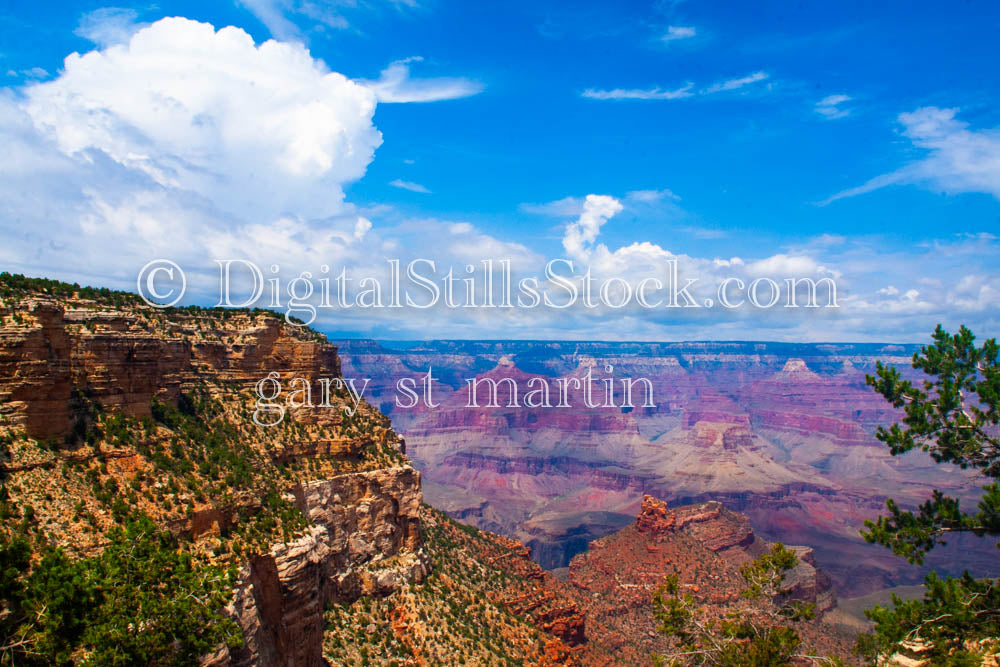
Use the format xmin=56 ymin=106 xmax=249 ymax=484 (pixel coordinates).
xmin=217 ymin=467 xmax=428 ymax=667
xmin=632 ymin=495 xmax=834 ymax=613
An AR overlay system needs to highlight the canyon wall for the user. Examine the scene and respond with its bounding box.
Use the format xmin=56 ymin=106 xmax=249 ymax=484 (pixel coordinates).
xmin=334 ymin=338 xmax=992 ymax=596
xmin=0 ymin=293 xmax=425 ymax=666
xmin=0 ymin=297 xmax=341 ymax=440
xmin=223 ymin=467 xmax=427 ymax=667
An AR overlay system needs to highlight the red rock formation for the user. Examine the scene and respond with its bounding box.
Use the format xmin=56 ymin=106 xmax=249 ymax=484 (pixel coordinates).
xmin=563 ymin=495 xmax=843 ymax=663
xmin=334 ymin=339 xmax=994 ymax=596
xmin=634 ymin=494 xmax=676 ymax=537
xmin=0 ymin=301 xmax=72 ymax=439
xmin=0 ymin=298 xmax=342 ymax=441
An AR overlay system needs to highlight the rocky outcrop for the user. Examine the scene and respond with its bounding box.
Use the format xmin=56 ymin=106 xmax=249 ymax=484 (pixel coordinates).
xmin=677 ymin=502 xmax=757 ymax=554
xmin=629 ymin=495 xmax=832 ymax=612
xmin=0 ymin=302 xmax=72 ymax=439
xmin=223 ymin=467 xmax=428 ymax=667
xmin=634 ymin=494 xmax=676 ymax=536
xmin=0 ymin=290 xmax=425 ymax=667
xmin=560 ymin=495 xmax=843 ymax=662
xmin=636 ymin=495 xmax=756 ymax=551
xmin=783 ymin=546 xmax=836 ymax=615
xmin=0 ymin=298 xmax=341 ymax=440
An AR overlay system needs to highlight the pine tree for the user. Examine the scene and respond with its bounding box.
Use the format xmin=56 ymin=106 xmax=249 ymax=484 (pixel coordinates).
xmin=858 ymin=325 xmax=1000 ymax=664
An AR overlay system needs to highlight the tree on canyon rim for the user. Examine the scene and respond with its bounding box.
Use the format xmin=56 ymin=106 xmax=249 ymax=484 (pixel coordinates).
xmin=857 ymin=325 xmax=1000 ymax=664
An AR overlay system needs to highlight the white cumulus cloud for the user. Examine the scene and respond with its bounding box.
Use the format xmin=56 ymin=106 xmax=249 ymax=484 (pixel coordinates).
xmin=25 ymin=17 xmax=381 ymax=221
xmin=562 ymin=194 xmax=624 ymax=260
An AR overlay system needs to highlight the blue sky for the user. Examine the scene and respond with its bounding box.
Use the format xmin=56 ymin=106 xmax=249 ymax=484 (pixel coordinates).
xmin=1 ymin=1 xmax=999 ymax=341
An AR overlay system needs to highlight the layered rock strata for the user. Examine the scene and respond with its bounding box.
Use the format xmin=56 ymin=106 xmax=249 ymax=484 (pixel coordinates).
xmin=223 ymin=467 xmax=427 ymax=667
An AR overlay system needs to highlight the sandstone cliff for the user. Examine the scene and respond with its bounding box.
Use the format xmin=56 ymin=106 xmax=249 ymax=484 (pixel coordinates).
xmin=224 ymin=468 xmax=428 ymax=666
xmin=0 ymin=278 xmax=426 ymax=665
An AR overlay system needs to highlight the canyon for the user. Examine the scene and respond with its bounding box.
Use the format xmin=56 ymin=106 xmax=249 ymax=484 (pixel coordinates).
xmin=334 ymin=338 xmax=997 ymax=597
xmin=323 ymin=494 xmax=852 ymax=664
xmin=0 ymin=275 xmax=988 ymax=664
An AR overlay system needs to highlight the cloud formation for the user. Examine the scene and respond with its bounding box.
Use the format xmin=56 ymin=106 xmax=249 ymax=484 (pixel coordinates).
xmin=74 ymin=7 xmax=144 ymax=47
xmin=26 ymin=17 xmax=381 ymax=221
xmin=821 ymin=107 xmax=1000 ymax=205
xmin=815 ymin=94 xmax=852 ymax=119
xmin=2 ymin=17 xmax=392 ymax=297
xmin=701 ymin=71 xmax=768 ymax=94
xmin=661 ymin=26 xmax=696 ymax=42
xmin=562 ymin=195 xmax=623 ymax=260
xmin=582 ymin=84 xmax=694 ymax=101
xmin=0 ymin=16 xmax=543 ymax=338
xmin=236 ymin=0 xmax=422 ymax=41
xmin=389 ymin=179 xmax=431 ymax=193
xmin=582 ymin=71 xmax=768 ymax=101
xmin=236 ymin=0 xmax=345 ymax=41
xmin=360 ymin=57 xmax=484 ymax=103
xmin=2 ymin=17 xmax=998 ymax=341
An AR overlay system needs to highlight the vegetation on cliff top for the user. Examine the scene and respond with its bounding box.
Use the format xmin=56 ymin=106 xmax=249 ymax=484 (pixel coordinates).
xmin=324 ymin=505 xmax=570 ymax=666
xmin=1 ymin=502 xmax=240 ymax=665
xmin=0 ymin=271 xmax=288 ymax=321
xmin=653 ymin=542 xmax=842 ymax=666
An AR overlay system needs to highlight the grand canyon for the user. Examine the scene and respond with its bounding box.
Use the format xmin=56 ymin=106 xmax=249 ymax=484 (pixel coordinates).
xmin=335 ymin=338 xmax=997 ymax=599
xmin=0 ymin=278 xmax=878 ymax=664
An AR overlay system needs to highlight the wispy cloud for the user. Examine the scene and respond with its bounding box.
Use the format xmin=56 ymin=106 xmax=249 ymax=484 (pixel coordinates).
xmin=583 ymin=71 xmax=768 ymax=101
xmin=582 ymin=84 xmax=693 ymax=100
xmin=701 ymin=70 xmax=768 ymax=94
xmin=817 ymin=172 xmax=902 ymax=205
xmin=819 ymin=107 xmax=1000 ymax=205
xmin=389 ymin=178 xmax=431 ymax=193
xmin=627 ymin=188 xmax=680 ymax=203
xmin=6 ymin=67 xmax=48 ymax=80
xmin=74 ymin=7 xmax=144 ymax=47
xmin=360 ymin=57 xmax=483 ymax=103
xmin=520 ymin=195 xmax=586 ymax=216
xmin=661 ymin=25 xmax=696 ymax=42
xmin=815 ymin=94 xmax=852 ymax=119
xmin=237 ymin=0 xmax=420 ymax=42
xmin=236 ymin=0 xmax=309 ymax=42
